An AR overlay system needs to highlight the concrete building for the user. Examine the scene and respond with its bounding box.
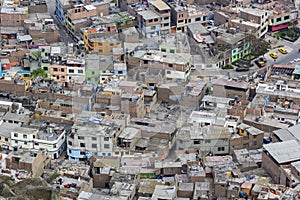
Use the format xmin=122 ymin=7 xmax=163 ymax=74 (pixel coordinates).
xmin=139 ymin=50 xmax=192 ymax=81
xmin=50 ymin=65 xmax=68 ymax=83
xmin=181 ymin=80 xmax=207 ymax=108
xmin=149 ymin=0 xmax=171 ymax=35
xmin=65 ymin=5 xmax=98 ymax=38
xmin=233 ymin=148 xmax=262 ymax=171
xmin=230 ymin=123 xmax=264 ymax=154
xmin=238 ymin=8 xmax=269 ymax=38
xmin=151 ymin=184 xmax=177 ymax=200
xmin=137 ymin=10 xmax=161 ymax=38
xmin=67 ymin=123 xmax=120 ymax=161
xmin=0 ymin=123 xmax=21 ymax=150
xmin=55 ymin=0 xmax=75 ymax=24
xmin=189 ymin=124 xmax=232 ymax=155
xmin=168 ymin=2 xmax=210 ymax=33
xmin=121 ymin=91 xmax=145 ymax=118
xmin=90 ymin=156 xmax=120 ymax=188
xmin=214 ymin=32 xmax=249 ymax=64
xmin=212 ymin=79 xmax=250 ymax=100
xmin=27 ymin=19 xmax=60 ymax=43
xmin=5 ymin=150 xmax=51 ymax=177
xmin=85 ymin=54 xmax=113 ymax=84
xmin=10 ymin=125 xmax=66 ymax=159
xmin=159 ymin=33 xmax=190 ymax=54
xmin=262 ymin=140 xmax=300 ymax=186
xmin=257 ymin=1 xmax=291 ymax=32
xmin=83 ymin=32 xmax=122 ymax=54
xmin=0 ymin=1 xmax=29 ymax=27
xmin=273 ymin=124 xmax=300 ymax=143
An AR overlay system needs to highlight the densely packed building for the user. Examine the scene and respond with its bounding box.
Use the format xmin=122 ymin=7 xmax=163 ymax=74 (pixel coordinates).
xmin=0 ymin=0 xmax=300 ymax=199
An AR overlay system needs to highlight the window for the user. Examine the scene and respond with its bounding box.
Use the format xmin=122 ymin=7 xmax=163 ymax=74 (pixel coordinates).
xmin=92 ymin=137 xmax=97 ymax=140
xmin=24 ymin=142 xmax=27 ymax=145
xmin=69 ymin=149 xmax=72 ymax=154
xmin=154 ymin=18 xmax=158 ymax=22
xmin=80 ymin=143 xmax=85 ymax=147
xmin=104 ymin=144 xmax=110 ymax=149
xmin=166 ymin=71 xmax=171 ymax=74
xmin=104 ymin=137 xmax=109 ymax=141
xmin=53 ymin=68 xmax=58 ymax=72
xmin=91 ymin=71 xmax=95 ymax=75
xmin=161 ymin=48 xmax=166 ymax=52
xmin=168 ymin=64 xmax=173 ymax=68
xmin=110 ymin=43 xmax=114 ymax=46
xmin=144 ymin=60 xmax=148 ymax=64
xmin=14 ymin=133 xmax=18 ymax=137
xmin=205 ymin=140 xmax=211 ymax=143
xmin=61 ymin=68 xmax=65 ymax=72
xmin=170 ymin=49 xmax=175 ymax=53
xmin=218 ymin=147 xmax=225 ymax=151
xmin=151 ymin=26 xmax=156 ymax=30
xmin=33 ymin=135 xmax=35 ymax=139
xmin=15 ymin=141 xmax=18 ymax=144
xmin=115 ymin=152 xmax=119 ymax=155
xmin=284 ymin=16 xmax=289 ymax=20
xmin=23 ymin=134 xmax=27 ymax=139
xmin=69 ymin=69 xmax=74 ymax=73
xmin=194 ymin=140 xmax=200 ymax=144
xmin=92 ymin=144 xmax=97 ymax=148
xmin=164 ymin=16 xmax=169 ymax=20
xmin=35 ymin=142 xmax=39 ymax=146
xmin=78 ymin=70 xmax=83 ymax=74
xmin=195 ymin=17 xmax=201 ymax=22
xmin=68 ymin=141 xmax=72 ymax=146
xmin=78 ymin=136 xmax=84 ymax=140
xmin=80 ymin=151 xmax=86 ymax=155
xmin=5 ymin=138 xmax=8 ymax=141
xmin=53 ymin=144 xmax=56 ymax=148
xmin=99 ymin=43 xmax=103 ymax=46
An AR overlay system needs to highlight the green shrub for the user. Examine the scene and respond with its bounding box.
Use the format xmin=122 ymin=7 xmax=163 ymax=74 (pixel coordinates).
xmin=223 ymin=64 xmax=234 ymax=69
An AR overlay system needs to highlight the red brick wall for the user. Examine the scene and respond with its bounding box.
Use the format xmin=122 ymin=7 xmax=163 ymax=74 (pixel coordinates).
xmin=0 ymin=13 xmax=29 ymax=26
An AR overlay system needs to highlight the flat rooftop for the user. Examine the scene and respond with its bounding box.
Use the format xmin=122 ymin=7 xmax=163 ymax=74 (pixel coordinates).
xmin=213 ymin=79 xmax=249 ymax=90
xmin=263 ymin=140 xmax=300 ymax=164
xmin=149 ymin=0 xmax=170 ymax=10
xmin=138 ymin=10 xmax=160 ymax=20
xmin=217 ymin=32 xmax=247 ymax=45
xmin=239 ymin=8 xmax=266 ymax=17
xmin=0 ymin=123 xmax=21 ymax=137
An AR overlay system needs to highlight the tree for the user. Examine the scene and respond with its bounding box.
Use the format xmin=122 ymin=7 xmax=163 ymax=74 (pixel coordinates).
xmin=31 ymin=68 xmax=47 ymax=78
xmin=246 ymin=34 xmax=271 ymax=57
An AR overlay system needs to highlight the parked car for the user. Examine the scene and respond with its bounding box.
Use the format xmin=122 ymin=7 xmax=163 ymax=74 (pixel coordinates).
xmin=236 ymin=67 xmax=250 ymax=72
xmin=270 ymin=52 xmax=278 ymax=59
xmin=254 ymin=58 xmax=266 ymax=67
xmin=278 ymin=47 xmax=288 ymax=54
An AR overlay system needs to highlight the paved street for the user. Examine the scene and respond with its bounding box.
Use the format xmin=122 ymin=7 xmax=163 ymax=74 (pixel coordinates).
xmin=216 ymin=34 xmax=300 ymax=78
xmin=47 ymin=1 xmax=76 ymax=44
